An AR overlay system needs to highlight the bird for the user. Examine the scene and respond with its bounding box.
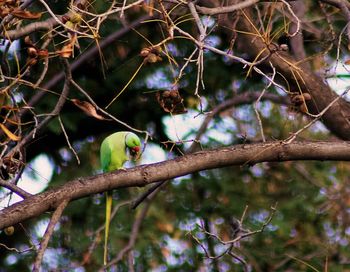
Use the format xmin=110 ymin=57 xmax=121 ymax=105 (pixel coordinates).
xmin=100 ymin=131 xmax=141 ymax=266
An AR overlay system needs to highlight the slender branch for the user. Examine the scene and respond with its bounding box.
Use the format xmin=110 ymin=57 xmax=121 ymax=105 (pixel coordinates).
xmin=7 ymin=59 xmax=71 ymax=157
xmin=102 ymin=196 xmax=152 ymax=270
xmin=0 ymin=180 xmax=32 ymax=199
xmin=196 ymin=0 xmax=259 ymax=15
xmin=32 ymin=198 xmax=69 ymax=272
xmin=26 ymin=14 xmax=150 ymax=110
xmin=1 ymin=140 xmax=350 ymax=229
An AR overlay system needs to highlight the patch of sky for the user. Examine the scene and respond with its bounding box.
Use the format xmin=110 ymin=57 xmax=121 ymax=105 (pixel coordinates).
xmin=0 ymin=154 xmax=53 ymax=207
xmin=172 ymin=174 xmax=192 ymax=186
xmin=257 ymin=100 xmax=274 ymax=118
xmin=202 ymin=16 xmax=216 ymax=29
xmin=42 ymin=248 xmax=76 ymax=271
xmin=163 ymin=108 xmax=235 ymax=149
xmin=319 ymin=187 xmax=327 ymax=197
xmin=250 ymin=165 xmax=264 ymax=178
xmin=326 ymin=61 xmax=350 ymax=99
xmin=214 ymin=217 xmax=225 ymax=225
xmin=152 ymin=264 xmax=168 ymax=272
xmin=13 ymin=89 xmax=24 ymax=103
xmin=0 ymin=40 xmax=20 ymax=59
xmin=215 ymin=89 xmax=228 ymax=102
xmin=219 ymin=262 xmax=232 ymax=272
xmin=205 ymin=36 xmax=221 ymax=50
xmin=323 ymin=222 xmax=340 ymax=242
xmin=34 ymin=218 xmax=50 ymax=238
xmin=137 ymin=142 xmax=167 ymax=165
xmin=5 ymin=254 xmax=17 ymax=265
xmin=59 ymin=147 xmax=73 ymax=163
xmin=163 ymin=109 xmax=206 ymax=142
xmin=164 ymin=235 xmax=189 ymax=266
xmin=145 ymin=69 xmax=172 ymax=89
xmin=178 ymin=217 xmax=198 ymax=232
xmin=165 ymin=43 xmax=180 ymax=57
xmin=251 ymin=209 xmax=271 ymax=225
xmin=214 ymin=243 xmax=230 ymax=256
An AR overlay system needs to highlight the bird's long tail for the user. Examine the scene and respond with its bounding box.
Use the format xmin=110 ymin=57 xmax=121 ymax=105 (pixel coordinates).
xmin=104 ymin=191 xmax=113 ymax=266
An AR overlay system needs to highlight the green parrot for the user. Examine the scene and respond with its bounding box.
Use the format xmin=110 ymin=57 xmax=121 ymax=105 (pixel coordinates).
xmin=100 ymin=131 xmax=141 ymax=265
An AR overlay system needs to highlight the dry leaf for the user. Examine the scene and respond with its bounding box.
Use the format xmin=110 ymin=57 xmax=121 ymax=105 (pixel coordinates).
xmin=11 ymin=8 xmax=42 ymax=19
xmin=58 ymin=35 xmax=77 ymax=58
xmin=58 ymin=43 xmax=74 ymax=58
xmin=0 ymin=123 xmax=21 ymax=141
xmin=71 ymin=99 xmax=105 ymax=120
xmin=140 ymin=46 xmax=162 ymax=64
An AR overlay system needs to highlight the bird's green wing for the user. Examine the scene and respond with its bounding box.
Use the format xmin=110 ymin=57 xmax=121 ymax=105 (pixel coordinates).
xmin=100 ymin=138 xmax=112 ymax=173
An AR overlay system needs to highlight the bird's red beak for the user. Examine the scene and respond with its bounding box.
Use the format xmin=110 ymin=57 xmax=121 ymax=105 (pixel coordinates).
xmin=130 ymin=146 xmax=141 ymax=160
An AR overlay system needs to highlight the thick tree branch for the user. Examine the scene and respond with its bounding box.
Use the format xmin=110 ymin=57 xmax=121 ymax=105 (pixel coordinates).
xmin=1 ymin=141 xmax=350 ymax=229
xmin=233 ymin=7 xmax=350 ymax=139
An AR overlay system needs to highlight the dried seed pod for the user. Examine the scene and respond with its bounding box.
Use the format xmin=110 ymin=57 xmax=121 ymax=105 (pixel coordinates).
xmin=162 ymin=90 xmax=171 ymax=97
xmin=151 ymin=46 xmax=162 ymax=54
xmin=291 ymin=94 xmax=304 ymax=106
xmin=145 ymin=53 xmax=159 ymax=63
xmin=61 ymin=15 xmax=70 ymax=24
xmin=299 ymin=103 xmax=308 ymax=113
xmin=70 ymin=12 xmax=82 ymax=24
xmin=4 ymin=226 xmax=14 ymax=236
xmin=140 ymin=47 xmax=151 ymax=57
xmin=27 ymin=47 xmax=38 ymax=58
xmin=27 ymin=58 xmax=38 ymax=66
xmin=24 ymin=36 xmax=33 ymax=46
xmin=302 ymin=93 xmax=311 ymax=101
xmin=77 ymin=3 xmax=85 ymax=9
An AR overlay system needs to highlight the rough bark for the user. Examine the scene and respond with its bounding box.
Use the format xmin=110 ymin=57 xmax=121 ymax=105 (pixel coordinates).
xmin=1 ymin=140 xmax=350 ymax=229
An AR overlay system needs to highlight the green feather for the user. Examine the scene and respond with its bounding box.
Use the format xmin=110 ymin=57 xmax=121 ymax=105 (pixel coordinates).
xmin=100 ymin=131 xmax=141 ymax=266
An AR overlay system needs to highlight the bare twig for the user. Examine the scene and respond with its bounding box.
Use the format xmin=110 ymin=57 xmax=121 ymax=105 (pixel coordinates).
xmin=58 ymin=115 xmax=80 ymax=165
xmin=32 ymin=198 xmax=69 ymax=272
xmin=7 ymin=59 xmax=72 ymax=157
xmin=0 ymin=179 xmax=32 ymax=199
xmin=196 ymin=0 xmax=259 ymax=15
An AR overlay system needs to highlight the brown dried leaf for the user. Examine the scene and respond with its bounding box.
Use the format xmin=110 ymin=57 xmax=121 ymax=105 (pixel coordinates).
xmin=11 ymin=8 xmax=42 ymax=19
xmin=0 ymin=123 xmax=20 ymax=141
xmin=58 ymin=43 xmax=74 ymax=58
xmin=71 ymin=99 xmax=105 ymax=120
xmin=58 ymin=35 xmax=77 ymax=58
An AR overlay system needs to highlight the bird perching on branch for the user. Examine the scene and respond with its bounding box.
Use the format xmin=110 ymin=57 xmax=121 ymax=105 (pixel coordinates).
xmin=100 ymin=131 xmax=141 ymax=266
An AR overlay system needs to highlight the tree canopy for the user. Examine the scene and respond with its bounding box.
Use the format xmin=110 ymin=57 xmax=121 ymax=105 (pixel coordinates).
xmin=1 ymin=0 xmax=350 ymax=271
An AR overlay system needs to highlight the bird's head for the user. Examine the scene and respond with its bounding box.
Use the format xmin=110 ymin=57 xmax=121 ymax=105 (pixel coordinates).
xmin=125 ymin=132 xmax=142 ymax=161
